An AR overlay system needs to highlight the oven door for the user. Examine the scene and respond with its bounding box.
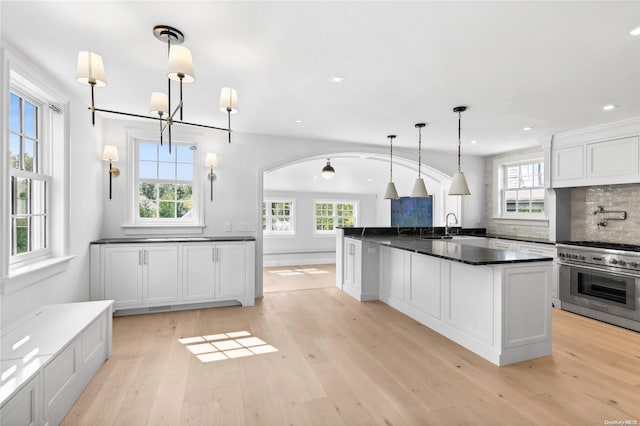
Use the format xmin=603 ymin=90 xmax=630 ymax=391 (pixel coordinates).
xmin=559 ymin=263 xmax=640 ymax=321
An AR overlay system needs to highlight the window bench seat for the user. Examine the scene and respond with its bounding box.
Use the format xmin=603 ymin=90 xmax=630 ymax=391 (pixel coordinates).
xmin=0 ymin=300 xmax=113 ymax=425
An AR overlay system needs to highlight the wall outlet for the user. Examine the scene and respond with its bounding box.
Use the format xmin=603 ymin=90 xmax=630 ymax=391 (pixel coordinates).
xmin=224 ymin=222 xmax=231 ymax=232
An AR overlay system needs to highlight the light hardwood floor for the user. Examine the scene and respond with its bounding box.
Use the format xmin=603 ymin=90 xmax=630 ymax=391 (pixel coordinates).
xmin=263 ymin=264 xmax=335 ymax=293
xmin=64 ymin=271 xmax=640 ymax=425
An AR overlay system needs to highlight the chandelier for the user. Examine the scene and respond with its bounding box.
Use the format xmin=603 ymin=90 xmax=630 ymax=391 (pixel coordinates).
xmin=76 ymin=25 xmax=238 ymax=152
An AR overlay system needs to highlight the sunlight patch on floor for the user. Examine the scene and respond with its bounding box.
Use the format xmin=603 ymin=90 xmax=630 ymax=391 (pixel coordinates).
xmin=179 ymin=331 xmax=278 ymax=363
xmin=269 ymin=268 xmax=330 ymax=276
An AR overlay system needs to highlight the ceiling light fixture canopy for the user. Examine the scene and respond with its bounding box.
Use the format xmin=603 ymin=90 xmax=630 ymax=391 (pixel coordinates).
xmin=322 ymin=159 xmax=335 ymax=180
xmin=384 ymin=134 xmax=399 ymax=200
xmin=449 ymin=106 xmax=471 ymax=196
xmin=76 ymin=25 xmax=238 ymax=152
xmin=411 ymin=123 xmax=429 ymax=198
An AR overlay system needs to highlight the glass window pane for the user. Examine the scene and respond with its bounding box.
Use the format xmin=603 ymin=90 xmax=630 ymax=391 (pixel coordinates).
xmin=15 ymin=177 xmax=30 ymax=215
xmin=176 ymin=145 xmax=193 ymax=163
xmin=10 ymin=134 xmax=21 ymax=169
xmin=139 ymin=161 xmax=158 ymax=179
xmin=176 ymin=163 xmax=193 ymax=181
xmin=23 ymin=138 xmax=35 ymax=172
xmin=139 ymin=199 xmax=158 ymax=218
xmin=9 ymin=93 xmax=21 ymax=132
xmin=158 ymin=145 xmax=176 ymax=162
xmin=139 ymin=183 xmax=157 ymax=201
xmin=139 ymin=142 xmax=157 ymax=161
xmin=31 ymin=215 xmax=46 ymax=251
xmin=159 ymin=201 xmax=176 ymax=218
xmin=176 ymin=202 xmax=192 ymax=218
xmin=176 ymin=184 xmax=192 ymax=201
xmin=14 ymin=217 xmax=30 ymax=254
xmin=23 ymin=101 xmax=37 ymax=138
xmin=158 ymin=162 xmax=176 ymax=180
xmin=32 ymin=180 xmax=46 ymax=215
xmin=159 ymin=184 xmax=175 ymax=200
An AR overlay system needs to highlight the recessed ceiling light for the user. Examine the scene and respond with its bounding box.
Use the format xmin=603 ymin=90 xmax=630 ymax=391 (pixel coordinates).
xmin=522 ymin=126 xmax=533 ymax=131
xmin=471 ymin=140 xmax=477 ymax=144
xmin=603 ymin=104 xmax=617 ymax=111
xmin=295 ymin=120 xmax=303 ymax=124
xmin=630 ymin=26 xmax=640 ymax=36
xmin=329 ymin=76 xmax=344 ymax=83
xmin=313 ymin=175 xmax=318 ymax=179
xmin=367 ymin=178 xmax=372 ymax=182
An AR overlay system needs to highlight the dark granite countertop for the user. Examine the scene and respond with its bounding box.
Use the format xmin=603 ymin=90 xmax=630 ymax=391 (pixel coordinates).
xmin=91 ymin=236 xmax=256 ymax=244
xmin=346 ymin=235 xmax=553 ymax=266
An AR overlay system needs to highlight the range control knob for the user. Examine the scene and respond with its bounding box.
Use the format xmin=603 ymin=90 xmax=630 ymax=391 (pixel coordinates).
xmin=610 ymin=259 xmax=619 ymax=265
xmin=558 ymin=252 xmax=565 ymax=258
xmin=618 ymin=260 xmax=627 ymax=267
xmin=629 ymin=262 xmax=639 ymax=268
xmin=579 ymin=255 xmax=586 ymax=261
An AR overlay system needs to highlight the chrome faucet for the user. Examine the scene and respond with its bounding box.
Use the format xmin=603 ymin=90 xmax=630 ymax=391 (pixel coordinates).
xmin=445 ymin=212 xmax=458 ymax=236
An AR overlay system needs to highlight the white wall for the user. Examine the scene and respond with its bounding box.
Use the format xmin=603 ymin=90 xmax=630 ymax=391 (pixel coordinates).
xmin=1 ymin=42 xmax=104 ymax=326
xmin=262 ymin=190 xmax=377 ymax=266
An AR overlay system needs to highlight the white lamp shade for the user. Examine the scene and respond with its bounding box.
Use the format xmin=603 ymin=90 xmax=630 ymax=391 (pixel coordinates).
xmin=384 ymin=182 xmax=399 ymax=200
xmin=205 ymin=153 xmax=218 ymax=168
xmin=149 ymin=92 xmax=169 ymax=116
xmin=102 ymin=145 xmax=118 ymax=162
xmin=411 ymin=177 xmax=429 ymax=198
xmin=167 ymin=45 xmax=195 ymax=83
xmin=219 ymin=87 xmax=239 ymax=113
xmin=449 ymin=171 xmax=471 ymax=195
xmin=76 ymin=51 xmax=107 ymax=87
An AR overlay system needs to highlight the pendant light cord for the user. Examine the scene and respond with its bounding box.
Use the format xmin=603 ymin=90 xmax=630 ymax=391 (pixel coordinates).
xmin=457 ymin=111 xmax=462 ymax=172
xmin=389 ymin=135 xmax=394 ymax=180
xmin=417 ymin=126 xmax=422 ymax=178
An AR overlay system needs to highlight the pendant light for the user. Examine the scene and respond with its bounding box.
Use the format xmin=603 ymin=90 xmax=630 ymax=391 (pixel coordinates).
xmin=411 ymin=123 xmax=428 ymax=198
xmin=384 ymin=135 xmax=399 ymax=199
xmin=449 ymin=106 xmax=471 ymax=195
xmin=322 ymin=158 xmax=335 ymax=180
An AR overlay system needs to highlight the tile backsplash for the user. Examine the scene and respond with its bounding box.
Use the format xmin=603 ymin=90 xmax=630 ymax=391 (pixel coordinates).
xmin=571 ymin=184 xmax=640 ymax=243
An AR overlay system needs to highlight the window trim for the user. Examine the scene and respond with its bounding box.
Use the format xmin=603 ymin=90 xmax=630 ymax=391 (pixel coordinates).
xmin=313 ymin=199 xmax=359 ymax=235
xmin=8 ymin=87 xmax=51 ymax=266
xmin=494 ymin=156 xmax=547 ymax=221
xmin=262 ymin=198 xmax=296 ymax=237
xmin=125 ymin=129 xmax=204 ymax=232
xmin=1 ymin=48 xmax=73 ymax=293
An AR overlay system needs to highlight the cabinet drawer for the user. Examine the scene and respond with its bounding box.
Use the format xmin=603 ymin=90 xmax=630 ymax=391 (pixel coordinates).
xmin=44 ymin=341 xmax=79 ymax=418
xmin=516 ymin=243 xmax=555 ymax=258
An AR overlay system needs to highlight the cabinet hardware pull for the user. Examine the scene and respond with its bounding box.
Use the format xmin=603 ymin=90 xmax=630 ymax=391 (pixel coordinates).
xmin=144 ymin=250 xmax=148 ymax=265
xmin=212 ymin=248 xmax=215 ymax=262
xmin=139 ymin=250 xmax=143 ymax=265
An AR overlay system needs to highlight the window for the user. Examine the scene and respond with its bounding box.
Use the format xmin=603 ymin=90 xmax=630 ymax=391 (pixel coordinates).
xmin=501 ymin=160 xmax=545 ymax=217
xmin=9 ymin=90 xmax=50 ymax=264
xmin=262 ymin=199 xmax=295 ymax=235
xmin=136 ymin=140 xmax=195 ymax=222
xmin=314 ymin=200 xmax=358 ymax=233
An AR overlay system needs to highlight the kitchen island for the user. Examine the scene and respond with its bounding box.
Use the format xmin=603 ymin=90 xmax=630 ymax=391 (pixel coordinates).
xmin=337 ymin=230 xmax=554 ymax=366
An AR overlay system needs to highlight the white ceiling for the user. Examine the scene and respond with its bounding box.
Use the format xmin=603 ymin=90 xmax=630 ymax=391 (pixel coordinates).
xmin=2 ymin=1 xmax=639 ymax=156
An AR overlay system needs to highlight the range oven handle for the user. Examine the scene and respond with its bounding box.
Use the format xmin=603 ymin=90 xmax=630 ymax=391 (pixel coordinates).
xmin=559 ymin=262 xmax=640 ymax=279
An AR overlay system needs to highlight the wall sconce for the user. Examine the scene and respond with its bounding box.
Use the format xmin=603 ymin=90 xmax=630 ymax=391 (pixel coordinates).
xmin=205 ymin=153 xmax=218 ymax=203
xmin=102 ymin=145 xmax=119 ymax=200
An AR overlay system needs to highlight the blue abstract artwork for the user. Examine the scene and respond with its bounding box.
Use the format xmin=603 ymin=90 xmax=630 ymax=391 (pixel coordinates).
xmin=391 ymin=196 xmax=433 ymax=227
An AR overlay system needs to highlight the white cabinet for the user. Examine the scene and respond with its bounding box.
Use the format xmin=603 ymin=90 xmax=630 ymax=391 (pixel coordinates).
xmin=408 ymin=253 xmax=441 ymax=319
xmin=342 ymin=238 xmax=362 ymax=298
xmin=551 ymin=119 xmax=640 ymax=188
xmin=103 ymin=244 xmax=179 ymax=309
xmin=553 ymin=145 xmax=585 ymax=183
xmin=0 ymin=374 xmax=40 ymax=426
xmin=379 ymin=246 xmax=406 ymax=303
xmin=92 ymin=240 xmax=256 ymax=312
xmin=515 ymin=242 xmax=559 ymax=308
xmin=183 ymin=243 xmax=249 ymax=302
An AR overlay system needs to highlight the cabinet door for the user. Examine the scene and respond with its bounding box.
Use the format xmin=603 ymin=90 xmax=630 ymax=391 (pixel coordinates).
xmin=586 ymin=136 xmax=639 ymax=179
xmin=144 ymin=245 xmax=180 ymax=304
xmin=553 ymin=145 xmax=584 ymax=184
xmin=343 ymin=239 xmax=362 ymax=294
xmin=380 ymin=246 xmax=405 ymax=301
xmin=183 ymin=245 xmax=216 ymax=300
xmin=215 ymin=244 xmax=247 ymax=300
xmin=0 ymin=373 xmax=40 ymax=426
xmin=104 ymin=246 xmax=144 ymax=307
xmin=409 ymin=253 xmax=441 ymax=319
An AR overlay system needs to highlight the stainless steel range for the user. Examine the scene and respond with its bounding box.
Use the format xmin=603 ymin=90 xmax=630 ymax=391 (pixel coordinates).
xmin=557 ymin=241 xmax=640 ymax=332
